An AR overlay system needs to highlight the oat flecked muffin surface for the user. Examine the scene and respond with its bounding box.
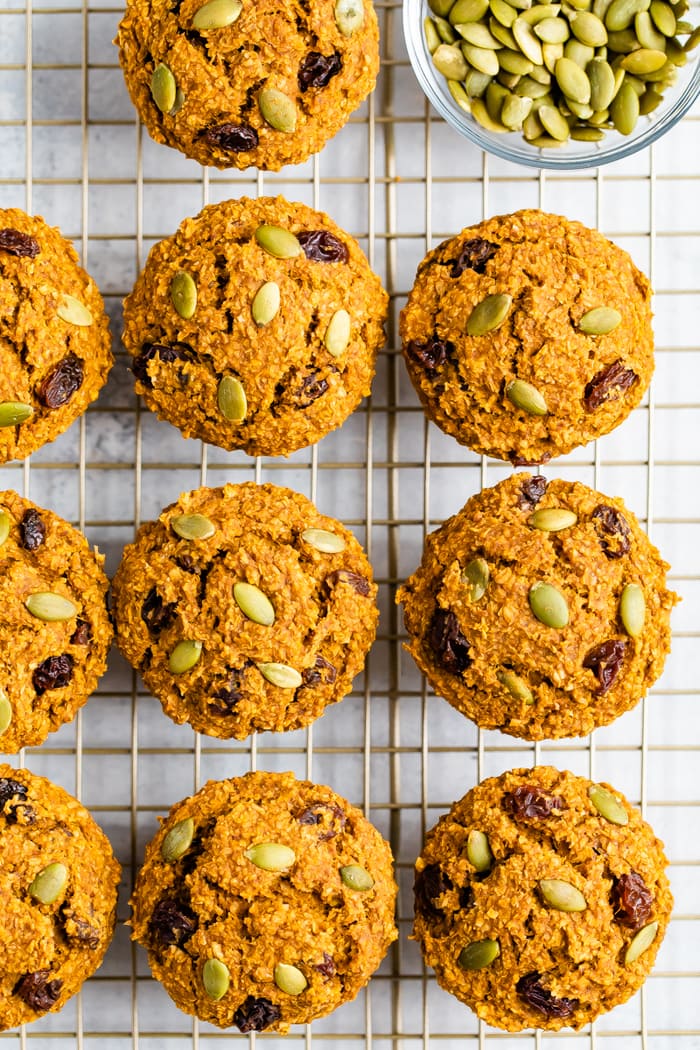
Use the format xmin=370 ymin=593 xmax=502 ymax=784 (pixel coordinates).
xmin=397 ymin=473 xmax=677 ymax=740
xmin=0 ymin=211 xmax=113 ymax=463
xmin=399 ymin=209 xmax=654 ymax=464
xmin=112 ymin=482 xmax=378 ymax=738
xmin=0 ymin=491 xmax=113 ymax=752
xmin=115 ymin=0 xmax=379 ymax=170
xmin=0 ymin=764 xmax=120 ymax=1031
xmin=122 ymin=196 xmax=387 ymax=457
xmin=130 ymin=770 xmax=397 ymax=1031
xmin=413 ymin=766 xmax=672 ymax=1031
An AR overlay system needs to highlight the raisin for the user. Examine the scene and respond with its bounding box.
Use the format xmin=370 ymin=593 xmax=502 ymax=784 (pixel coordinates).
xmin=234 ymin=996 xmax=282 ymax=1033
xmin=209 ymin=669 xmax=245 ymax=716
xmin=459 ymin=884 xmax=475 ymax=909
xmin=315 ymin=952 xmax=336 ymax=978
xmin=503 ymin=784 xmax=565 ymax=820
xmin=61 ymin=909 xmax=100 ymax=949
xmin=298 ymin=230 xmax=349 ymax=263
xmin=324 ymin=569 xmax=371 ymax=596
xmin=302 ymin=654 xmax=337 ymax=686
xmin=516 ymin=973 xmax=578 ymax=1020
xmin=297 ymin=370 xmax=329 ymax=408
xmin=14 ymin=971 xmax=62 ymax=1012
xmin=70 ymin=619 xmax=91 ymax=645
xmin=611 ymin=872 xmax=653 ymax=930
xmin=511 ymin=452 xmax=552 ymax=467
xmin=428 ymin=607 xmax=471 ymax=674
xmin=33 ymin=654 xmax=74 ymax=694
xmin=591 ymin=504 xmax=631 ymax=559
xmin=20 ymin=508 xmax=46 ymax=550
xmin=37 ymin=353 xmax=84 ymax=409
xmin=141 ymin=588 xmax=177 ymax=635
xmin=296 ymin=800 xmax=347 ymax=840
xmin=583 ymin=359 xmax=638 ymax=412
xmin=203 ymin=122 xmax=259 ymax=152
xmin=298 ymin=51 xmax=343 ymax=91
xmin=0 ymin=227 xmax=40 ymax=258
xmin=149 ymin=898 xmax=197 ymax=947
xmin=517 ymin=475 xmax=547 ymax=510
xmin=583 ymin=639 xmax=627 ymax=694
xmin=448 ymin=237 xmax=499 ymax=277
xmin=0 ymin=778 xmax=28 ymax=807
xmin=405 ymin=337 xmax=453 ymax=377
xmin=175 ymin=554 xmax=197 ymax=573
xmin=414 ymin=863 xmax=453 ymax=919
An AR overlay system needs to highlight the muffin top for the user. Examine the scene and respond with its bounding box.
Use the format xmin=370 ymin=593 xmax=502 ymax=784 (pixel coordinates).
xmin=130 ymin=770 xmax=397 ymax=1031
xmin=413 ymin=765 xmax=672 ymax=1032
xmin=400 ymin=209 xmax=654 ymax=464
xmin=0 ymin=210 xmax=112 ymax=463
xmin=115 ymin=0 xmax=380 ymax=170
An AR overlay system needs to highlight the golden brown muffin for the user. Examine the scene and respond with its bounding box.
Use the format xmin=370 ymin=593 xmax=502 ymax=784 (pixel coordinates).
xmin=121 ymin=196 xmax=387 ymax=457
xmin=0 ymin=491 xmax=113 ymax=752
xmin=111 ymin=482 xmax=378 ymax=738
xmin=397 ymin=473 xmax=677 ymax=740
xmin=115 ymin=0 xmax=380 ymax=170
xmin=413 ymin=766 xmax=672 ymax=1031
xmin=400 ymin=209 xmax=654 ymax=464
xmin=0 ymin=765 xmax=120 ymax=1031
xmin=130 ymin=770 xmax=397 ymax=1031
xmin=0 ymin=211 xmax=113 ymax=463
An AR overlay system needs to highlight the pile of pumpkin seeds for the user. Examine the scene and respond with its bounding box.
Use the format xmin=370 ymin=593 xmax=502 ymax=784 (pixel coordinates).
xmin=424 ymin=0 xmax=699 ymax=146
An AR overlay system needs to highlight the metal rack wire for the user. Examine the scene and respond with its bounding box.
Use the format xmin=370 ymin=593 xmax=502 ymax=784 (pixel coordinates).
xmin=0 ymin=0 xmax=699 ymax=1045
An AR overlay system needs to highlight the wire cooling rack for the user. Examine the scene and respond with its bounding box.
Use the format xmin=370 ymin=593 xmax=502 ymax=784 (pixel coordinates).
xmin=1 ymin=0 xmax=700 ymax=1045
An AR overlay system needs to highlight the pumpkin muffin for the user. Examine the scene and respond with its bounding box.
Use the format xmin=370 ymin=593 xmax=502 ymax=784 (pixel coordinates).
xmin=0 ymin=210 xmax=112 ymax=463
xmin=400 ymin=209 xmax=654 ymax=464
xmin=130 ymin=770 xmax=397 ymax=1031
xmin=111 ymin=482 xmax=378 ymax=738
xmin=121 ymin=196 xmax=388 ymax=457
xmin=413 ymin=766 xmax=672 ymax=1031
xmin=0 ymin=765 xmax=120 ymax=1031
xmin=397 ymin=473 xmax=677 ymax=740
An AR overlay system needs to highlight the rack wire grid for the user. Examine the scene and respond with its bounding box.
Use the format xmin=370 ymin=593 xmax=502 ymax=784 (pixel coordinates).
xmin=1 ymin=0 xmax=699 ymax=1045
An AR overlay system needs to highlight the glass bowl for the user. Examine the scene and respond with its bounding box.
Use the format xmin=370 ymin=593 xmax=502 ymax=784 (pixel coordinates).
xmin=403 ymin=0 xmax=700 ymax=170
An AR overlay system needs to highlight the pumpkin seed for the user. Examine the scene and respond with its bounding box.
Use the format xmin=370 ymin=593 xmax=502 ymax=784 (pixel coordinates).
xmin=0 ymin=402 xmax=33 ymax=428
xmin=539 ymin=878 xmax=587 ymax=911
xmin=639 ymin=86 xmax=664 ymax=112
xmin=467 ymin=829 xmax=493 ymax=872
xmin=470 ymin=96 xmax=509 ymax=129
xmin=620 ymin=46 xmax=667 ymax=71
xmin=529 ymin=507 xmax=578 ymax=531
xmin=218 ymin=376 xmax=247 ymax=422
xmin=535 ymin=16 xmax=571 ymax=41
xmin=619 ymin=582 xmax=645 ymax=636
xmin=516 ymin=73 xmax=553 ymax=94
xmin=429 ymin=0 xmax=454 ymax=16
xmin=435 ymin=14 xmax=458 ymax=41
xmin=458 ymin=939 xmax=500 ymax=970
xmin=462 ymin=556 xmax=490 ymax=600
xmin=466 ymin=293 xmax=512 ymax=335
xmin=506 ymin=378 xmax=548 ymax=415
xmin=542 ymin=40 xmax=565 ymax=70
xmin=258 ymin=662 xmax=303 ymax=688
xmin=169 ymin=640 xmax=202 ymax=674
xmin=514 ymin=16 xmax=545 ymax=61
xmin=605 ymin=0 xmax=649 ymax=29
xmin=497 ymin=668 xmax=534 ymax=703
xmin=539 ymin=102 xmax=571 ymax=136
xmin=462 ymin=42 xmax=501 ymax=73
xmin=325 ymin=309 xmax=351 ymax=356
xmin=649 ymin=0 xmax=676 ymax=32
xmin=587 ymin=56 xmax=617 ymax=107
xmin=29 ymin=862 xmax=68 ymax=904
xmin=171 ymin=513 xmax=216 ymax=541
xmin=274 ymin=963 xmax=308 ymax=996
xmin=501 ymin=92 xmax=534 ymax=125
xmin=578 ymin=305 xmax=622 ymax=333
xmin=491 ymin=0 xmax=518 ymax=25
xmin=150 ymin=63 xmax=177 ymax=113
xmin=252 ymin=281 xmax=280 ymax=326
xmin=464 ymin=68 xmax=494 ymax=95
xmin=625 ymin=921 xmax=658 ymax=964
xmin=340 ymin=864 xmax=374 ymax=891
xmin=161 ymin=817 xmax=195 ymax=862
xmin=301 ymin=527 xmax=347 ymax=553
xmin=425 ymin=16 xmax=442 ymax=51
xmin=588 ymin=783 xmax=629 ymax=825
xmin=555 ymin=55 xmax=593 ymax=99
xmin=203 ymin=958 xmax=230 ymax=1000
xmin=529 ymin=581 xmax=569 ymax=628
xmin=635 ymin=10 xmax=666 ymax=47
xmin=192 ymin=0 xmax=242 ymax=28
xmin=259 ymin=88 xmax=297 ymax=132
xmin=335 ymin=0 xmax=365 ymax=35
xmin=448 ymin=77 xmax=472 ymax=108
xmin=571 ymin=10 xmax=609 ymax=43
xmin=245 ymin=842 xmax=296 ymax=870
xmin=255 ymin=224 xmax=302 ymax=259
xmin=450 ymin=0 xmax=490 ymax=22
xmin=499 ymin=47 xmax=536 ymax=73
xmin=234 ymin=581 xmax=275 ymax=626
xmin=523 ymin=109 xmax=545 ymax=137
xmin=610 ymin=79 xmax=639 ymax=132
xmin=566 ymin=97 xmax=594 ymax=117
xmin=529 ymin=63 xmax=552 ymax=83
xmin=0 ymin=688 xmax=11 ymax=736
xmin=0 ymin=510 xmax=10 ymax=546
xmin=25 ymin=592 xmax=78 ymax=622
xmin=433 ymin=42 xmax=470 ymax=77
xmin=521 ymin=4 xmax=562 ymax=25
xmin=456 ymin=20 xmax=502 ymax=45
xmin=170 ymin=271 xmax=197 ymax=320
xmin=57 ymin=293 xmax=93 ymax=327
xmin=683 ymin=26 xmax=699 ymax=49
xmin=486 ymin=80 xmax=510 ymax=119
